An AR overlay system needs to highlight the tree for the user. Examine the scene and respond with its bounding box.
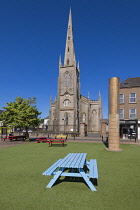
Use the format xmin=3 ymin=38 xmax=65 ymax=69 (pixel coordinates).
xmin=0 ymin=97 xmax=42 ymax=139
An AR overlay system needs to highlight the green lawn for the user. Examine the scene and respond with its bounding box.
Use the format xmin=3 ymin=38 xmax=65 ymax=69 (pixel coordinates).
xmin=0 ymin=142 xmax=140 ymax=210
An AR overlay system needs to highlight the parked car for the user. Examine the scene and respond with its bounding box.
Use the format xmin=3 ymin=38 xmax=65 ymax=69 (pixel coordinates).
xmin=22 ymin=129 xmax=33 ymax=132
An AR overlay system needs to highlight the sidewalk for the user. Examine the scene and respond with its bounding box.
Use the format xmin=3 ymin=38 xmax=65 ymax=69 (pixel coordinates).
xmin=0 ymin=139 xmax=31 ymax=148
xmin=67 ymin=136 xmax=140 ymax=146
xmin=0 ymin=136 xmax=140 ymax=148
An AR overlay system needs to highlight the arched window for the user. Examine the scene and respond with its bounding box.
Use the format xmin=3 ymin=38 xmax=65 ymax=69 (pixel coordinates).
xmin=82 ymin=113 xmax=86 ymax=122
xmin=64 ymin=99 xmax=70 ymax=106
xmin=92 ymin=110 xmax=97 ymax=126
xmin=65 ymin=72 xmax=69 ymax=87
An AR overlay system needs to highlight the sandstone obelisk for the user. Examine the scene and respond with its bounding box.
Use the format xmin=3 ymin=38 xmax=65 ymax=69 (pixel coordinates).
xmin=106 ymin=77 xmax=123 ymax=151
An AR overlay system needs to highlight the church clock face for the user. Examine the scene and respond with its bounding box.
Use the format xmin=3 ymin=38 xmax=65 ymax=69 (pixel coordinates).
xmin=64 ymin=91 xmax=69 ymax=97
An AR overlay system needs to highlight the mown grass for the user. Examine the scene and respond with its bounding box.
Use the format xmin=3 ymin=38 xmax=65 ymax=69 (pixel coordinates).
xmin=0 ymin=142 xmax=140 ymax=210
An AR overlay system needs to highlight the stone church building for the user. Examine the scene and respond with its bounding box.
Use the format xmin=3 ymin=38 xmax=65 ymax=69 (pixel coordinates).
xmin=48 ymin=9 xmax=102 ymax=135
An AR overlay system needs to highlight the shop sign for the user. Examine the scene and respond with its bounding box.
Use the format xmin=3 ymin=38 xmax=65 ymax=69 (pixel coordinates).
xmin=120 ymin=120 xmax=137 ymax=124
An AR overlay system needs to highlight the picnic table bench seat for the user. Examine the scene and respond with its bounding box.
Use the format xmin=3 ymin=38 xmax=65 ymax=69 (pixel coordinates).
xmin=42 ymin=159 xmax=62 ymax=175
xmin=2 ymin=137 xmax=13 ymax=142
xmin=86 ymin=159 xmax=98 ymax=179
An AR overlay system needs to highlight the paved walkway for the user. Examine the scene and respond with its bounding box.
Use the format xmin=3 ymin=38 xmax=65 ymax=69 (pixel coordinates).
xmin=0 ymin=136 xmax=140 ymax=148
xmin=0 ymin=140 xmax=32 ymax=148
xmin=67 ymin=137 xmax=140 ymax=146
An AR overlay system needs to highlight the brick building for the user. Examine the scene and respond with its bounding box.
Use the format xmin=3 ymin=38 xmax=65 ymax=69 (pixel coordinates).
xmin=119 ymin=77 xmax=140 ymax=140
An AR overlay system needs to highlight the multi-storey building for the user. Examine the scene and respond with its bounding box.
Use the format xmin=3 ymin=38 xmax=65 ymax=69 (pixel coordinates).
xmin=48 ymin=9 xmax=102 ymax=135
xmin=119 ymin=77 xmax=140 ymax=139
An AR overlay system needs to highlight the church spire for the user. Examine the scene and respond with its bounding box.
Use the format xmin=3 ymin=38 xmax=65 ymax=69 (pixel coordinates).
xmin=50 ymin=96 xmax=52 ymax=104
xmin=64 ymin=8 xmax=76 ymax=66
xmin=77 ymin=60 xmax=80 ymax=72
xmin=88 ymin=92 xmax=90 ymax=99
xmin=77 ymin=61 xmax=80 ymax=69
xmin=59 ymin=55 xmax=62 ymax=66
xmin=98 ymin=90 xmax=101 ymax=101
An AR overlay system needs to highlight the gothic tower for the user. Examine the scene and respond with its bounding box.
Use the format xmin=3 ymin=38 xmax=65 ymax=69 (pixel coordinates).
xmin=48 ymin=9 xmax=102 ymax=134
xmin=57 ymin=9 xmax=80 ymax=132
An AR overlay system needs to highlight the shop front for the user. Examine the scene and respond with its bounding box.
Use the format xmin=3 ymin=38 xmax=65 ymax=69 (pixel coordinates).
xmin=120 ymin=120 xmax=138 ymax=139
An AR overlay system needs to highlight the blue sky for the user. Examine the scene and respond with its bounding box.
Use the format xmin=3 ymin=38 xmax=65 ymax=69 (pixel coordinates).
xmin=0 ymin=0 xmax=140 ymax=119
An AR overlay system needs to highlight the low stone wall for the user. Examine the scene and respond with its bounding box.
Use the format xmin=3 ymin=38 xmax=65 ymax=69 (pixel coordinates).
xmin=12 ymin=132 xmax=79 ymax=138
xmin=13 ymin=132 xmax=54 ymax=138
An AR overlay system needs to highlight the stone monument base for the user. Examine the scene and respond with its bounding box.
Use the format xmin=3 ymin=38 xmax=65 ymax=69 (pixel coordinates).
xmin=105 ymin=148 xmax=124 ymax=152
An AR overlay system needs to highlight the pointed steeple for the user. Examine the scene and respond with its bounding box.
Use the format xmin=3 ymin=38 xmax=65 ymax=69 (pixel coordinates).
xmin=88 ymin=92 xmax=90 ymax=99
xmin=77 ymin=60 xmax=80 ymax=72
xmin=64 ymin=8 xmax=76 ymax=66
xmin=59 ymin=55 xmax=62 ymax=66
xmin=98 ymin=90 xmax=101 ymax=100
xmin=77 ymin=61 xmax=80 ymax=69
xmin=50 ymin=96 xmax=52 ymax=104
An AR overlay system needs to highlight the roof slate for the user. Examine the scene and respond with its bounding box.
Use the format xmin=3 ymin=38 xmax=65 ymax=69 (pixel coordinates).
xmin=120 ymin=77 xmax=140 ymax=88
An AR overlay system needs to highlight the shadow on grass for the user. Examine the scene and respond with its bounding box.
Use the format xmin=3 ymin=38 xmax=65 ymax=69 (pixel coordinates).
xmin=103 ymin=141 xmax=108 ymax=148
xmin=52 ymin=167 xmax=98 ymax=189
xmin=53 ymin=176 xmax=98 ymax=189
xmin=48 ymin=144 xmax=67 ymax=147
xmin=29 ymin=138 xmax=38 ymax=142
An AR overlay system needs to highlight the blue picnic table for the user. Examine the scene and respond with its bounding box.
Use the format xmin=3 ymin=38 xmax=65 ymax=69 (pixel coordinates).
xmin=42 ymin=153 xmax=98 ymax=191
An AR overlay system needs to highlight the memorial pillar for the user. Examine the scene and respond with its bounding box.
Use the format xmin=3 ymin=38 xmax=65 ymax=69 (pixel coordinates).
xmin=106 ymin=77 xmax=123 ymax=151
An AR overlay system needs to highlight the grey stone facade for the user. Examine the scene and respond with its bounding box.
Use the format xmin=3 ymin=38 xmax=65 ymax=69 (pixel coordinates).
xmin=48 ymin=9 xmax=102 ymax=134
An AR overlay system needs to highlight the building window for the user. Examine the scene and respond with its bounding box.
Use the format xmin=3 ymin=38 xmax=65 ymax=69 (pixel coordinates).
xmin=119 ymin=94 xmax=124 ymax=103
xmin=129 ymin=93 xmax=136 ymax=103
xmin=64 ymin=100 xmax=70 ymax=106
xmin=119 ymin=109 xmax=124 ymax=119
xmin=82 ymin=113 xmax=86 ymax=122
xmin=129 ymin=109 xmax=136 ymax=118
xmin=92 ymin=110 xmax=97 ymax=127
